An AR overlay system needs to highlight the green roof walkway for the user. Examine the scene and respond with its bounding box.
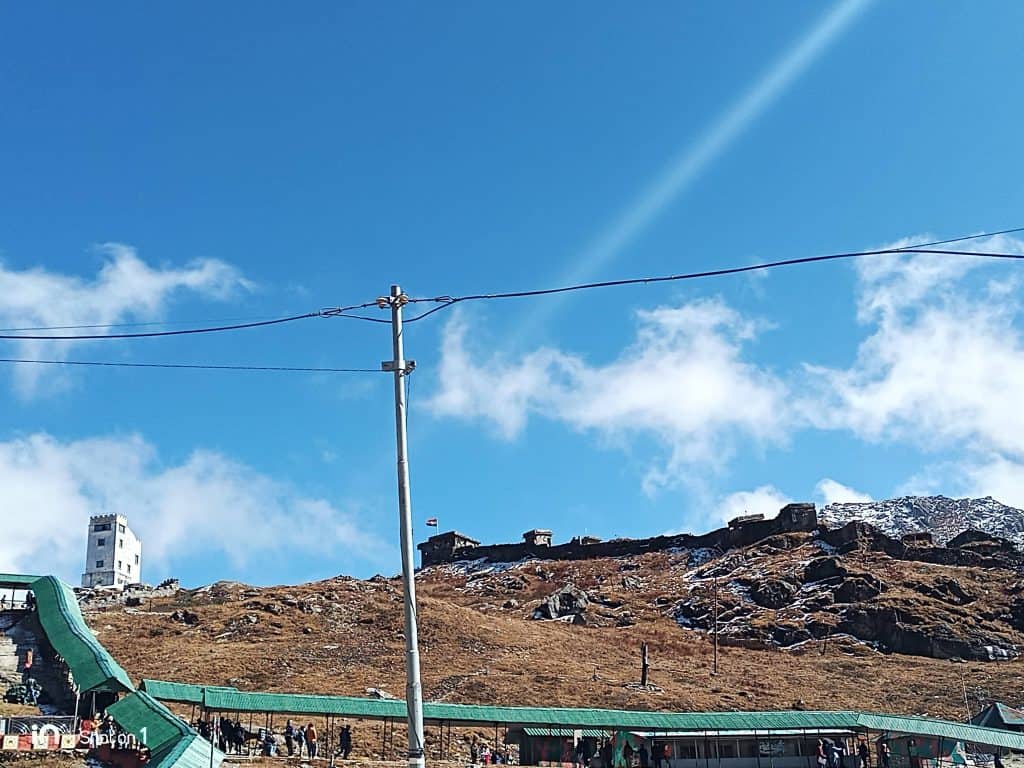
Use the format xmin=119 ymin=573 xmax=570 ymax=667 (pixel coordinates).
xmin=139 ymin=680 xmax=1024 ymax=751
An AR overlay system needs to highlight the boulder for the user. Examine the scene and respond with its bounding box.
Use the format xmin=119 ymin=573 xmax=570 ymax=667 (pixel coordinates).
xmin=804 ymin=557 xmax=847 ymax=583
xmin=910 ymin=578 xmax=974 ymax=606
xmin=833 ymin=575 xmax=884 ymax=603
xmin=532 ymin=584 xmax=590 ymax=620
xmin=169 ymin=609 xmax=200 ymax=626
xmin=749 ymin=579 xmax=797 ymax=609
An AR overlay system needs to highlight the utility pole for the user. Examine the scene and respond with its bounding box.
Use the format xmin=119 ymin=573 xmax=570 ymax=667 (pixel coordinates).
xmin=640 ymin=642 xmax=650 ymax=687
xmin=379 ymin=285 xmax=425 ymax=768
xmin=712 ymin=577 xmax=719 ymax=675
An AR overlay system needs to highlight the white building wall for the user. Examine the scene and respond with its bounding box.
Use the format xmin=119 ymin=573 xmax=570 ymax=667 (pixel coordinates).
xmin=81 ymin=514 xmax=143 ymax=588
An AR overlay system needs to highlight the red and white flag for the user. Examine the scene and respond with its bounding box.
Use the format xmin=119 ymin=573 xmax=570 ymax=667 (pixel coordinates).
xmin=425 ymin=518 xmax=438 ymax=527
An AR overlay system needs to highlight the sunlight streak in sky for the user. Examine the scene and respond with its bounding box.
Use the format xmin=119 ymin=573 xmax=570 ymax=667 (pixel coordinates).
xmin=518 ymin=0 xmax=874 ymax=338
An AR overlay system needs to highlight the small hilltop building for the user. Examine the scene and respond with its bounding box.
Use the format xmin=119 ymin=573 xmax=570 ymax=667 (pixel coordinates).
xmin=81 ymin=514 xmax=142 ymax=589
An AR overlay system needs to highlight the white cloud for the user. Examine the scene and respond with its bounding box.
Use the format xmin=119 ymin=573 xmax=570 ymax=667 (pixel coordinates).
xmin=805 ymin=235 xmax=1024 ymax=459
xmin=815 ymin=478 xmax=872 ymax=506
xmin=0 ymin=243 xmax=251 ymax=396
xmin=714 ymin=485 xmax=792 ymax=525
xmin=0 ymin=433 xmax=391 ymax=584
xmin=961 ymin=454 xmax=1024 ymax=509
xmin=430 ymin=299 xmax=790 ymax=492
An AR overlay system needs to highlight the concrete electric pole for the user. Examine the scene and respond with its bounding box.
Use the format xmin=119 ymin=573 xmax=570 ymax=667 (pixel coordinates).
xmin=379 ymin=284 xmax=426 ymax=768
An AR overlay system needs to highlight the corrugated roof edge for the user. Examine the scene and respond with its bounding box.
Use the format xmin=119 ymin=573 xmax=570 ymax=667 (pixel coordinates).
xmin=150 ymin=732 xmax=223 ymax=768
xmin=140 ymin=679 xmax=1024 ymax=751
xmin=855 ymin=713 xmax=1024 ymax=751
xmin=31 ymin=575 xmax=134 ymax=693
xmin=0 ymin=573 xmax=41 ymax=586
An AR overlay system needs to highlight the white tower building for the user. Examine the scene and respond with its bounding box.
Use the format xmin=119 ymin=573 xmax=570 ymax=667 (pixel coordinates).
xmin=81 ymin=514 xmax=142 ymax=588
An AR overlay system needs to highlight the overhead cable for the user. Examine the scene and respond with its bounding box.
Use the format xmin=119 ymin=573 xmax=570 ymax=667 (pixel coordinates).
xmin=0 ymin=358 xmax=382 ymax=373
xmin=403 ymin=238 xmax=1024 ymax=322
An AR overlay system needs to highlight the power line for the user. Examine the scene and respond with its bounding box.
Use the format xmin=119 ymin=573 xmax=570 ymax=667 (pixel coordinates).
xmin=0 ymin=311 xmax=320 ymax=340
xmin=0 ymin=313 xmax=306 ymax=333
xmin=403 ymin=236 xmax=1024 ymax=322
xmin=0 ymin=302 xmax=389 ymax=338
xmin=0 ymin=358 xmax=382 ymax=373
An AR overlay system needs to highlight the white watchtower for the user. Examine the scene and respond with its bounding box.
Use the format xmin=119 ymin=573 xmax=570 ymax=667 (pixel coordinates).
xmin=81 ymin=514 xmax=142 ymax=588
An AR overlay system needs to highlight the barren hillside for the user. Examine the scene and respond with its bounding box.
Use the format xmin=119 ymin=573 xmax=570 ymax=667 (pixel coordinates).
xmin=83 ymin=522 xmax=1024 ymax=724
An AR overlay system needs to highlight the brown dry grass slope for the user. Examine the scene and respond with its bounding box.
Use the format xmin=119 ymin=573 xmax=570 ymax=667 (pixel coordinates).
xmin=85 ymin=535 xmax=1024 ymax=723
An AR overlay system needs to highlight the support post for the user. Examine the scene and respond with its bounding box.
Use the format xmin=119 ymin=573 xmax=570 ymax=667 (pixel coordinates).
xmin=641 ymin=642 xmax=649 ymax=687
xmin=712 ymin=578 xmax=719 ymax=675
xmin=380 ymin=284 xmax=425 ymax=768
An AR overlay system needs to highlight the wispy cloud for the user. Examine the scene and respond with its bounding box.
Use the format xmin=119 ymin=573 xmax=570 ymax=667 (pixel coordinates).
xmin=430 ymin=299 xmax=789 ymax=494
xmin=0 ymin=243 xmax=251 ymax=396
xmin=0 ymin=432 xmax=393 ymax=584
xmin=520 ymin=0 xmax=873 ymax=339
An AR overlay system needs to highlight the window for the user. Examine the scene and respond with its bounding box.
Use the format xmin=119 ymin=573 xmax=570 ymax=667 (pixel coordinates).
xmin=94 ymin=523 xmax=111 ymax=532
xmin=117 ymin=561 xmax=122 ymax=569
xmin=675 ymin=741 xmax=698 ymax=759
xmin=97 ymin=538 xmax=106 ymax=547
xmin=718 ymin=741 xmax=737 ymax=759
xmin=96 ymin=560 xmax=104 ymax=568
xmin=127 ymin=565 xmax=131 ymax=574
xmin=118 ymin=524 xmax=126 ymax=533
xmin=119 ymin=539 xmax=124 ymax=548
xmin=135 ymin=554 xmax=139 ymax=565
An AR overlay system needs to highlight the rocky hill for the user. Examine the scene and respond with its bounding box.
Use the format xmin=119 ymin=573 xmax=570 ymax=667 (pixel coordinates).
xmin=81 ymin=513 xmax=1024 ymax=726
xmin=821 ymin=495 xmax=1024 ymax=547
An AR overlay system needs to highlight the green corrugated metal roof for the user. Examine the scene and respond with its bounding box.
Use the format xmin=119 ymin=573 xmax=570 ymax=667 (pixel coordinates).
xmin=855 ymin=713 xmax=1024 ymax=751
xmin=523 ymin=728 xmax=609 ymax=738
xmin=108 ymin=690 xmax=224 ymax=768
xmin=140 ymin=679 xmax=1024 ymax=751
xmin=140 ymin=679 xmax=240 ymax=705
xmin=150 ymin=734 xmax=220 ymax=768
xmin=0 ymin=573 xmax=41 ymax=586
xmin=30 ymin=575 xmax=134 ymax=693
xmin=108 ymin=690 xmax=192 ymax=755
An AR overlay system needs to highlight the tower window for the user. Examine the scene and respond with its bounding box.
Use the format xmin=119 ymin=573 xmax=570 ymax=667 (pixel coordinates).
xmin=96 ymin=560 xmax=104 ymax=568
xmin=97 ymin=538 xmax=106 ymax=547
xmin=94 ymin=523 xmax=111 ymax=532
xmin=118 ymin=524 xmax=126 ymax=533
xmin=135 ymin=554 xmax=139 ymax=565
xmin=119 ymin=539 xmax=124 ymax=548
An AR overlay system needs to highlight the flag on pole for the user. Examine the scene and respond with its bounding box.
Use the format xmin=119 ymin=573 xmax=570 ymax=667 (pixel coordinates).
xmin=425 ymin=518 xmax=438 ymax=527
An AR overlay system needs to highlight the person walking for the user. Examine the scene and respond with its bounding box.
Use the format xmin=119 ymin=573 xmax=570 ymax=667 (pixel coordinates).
xmin=471 ymin=737 xmax=480 ymax=765
xmin=639 ymin=743 xmax=650 ymax=768
xmin=284 ymin=720 xmax=296 ymax=756
xmin=340 ymin=725 xmax=353 ymax=760
xmin=296 ymin=723 xmax=306 ymax=758
xmin=307 ymin=723 xmax=318 ymax=759
xmin=857 ymin=741 xmax=869 ymax=768
xmin=880 ymin=743 xmax=891 ymax=768
xmin=816 ymin=740 xmax=828 ymax=768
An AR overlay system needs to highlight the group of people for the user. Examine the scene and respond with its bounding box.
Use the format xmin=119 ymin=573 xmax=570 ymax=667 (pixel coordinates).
xmin=197 ymin=717 xmax=353 ymax=760
xmin=0 ymin=592 xmax=35 ymax=611
xmin=575 ymin=738 xmax=651 ymax=768
xmin=470 ymin=736 xmax=512 ymax=765
xmin=815 ymin=738 xmax=880 ymax=768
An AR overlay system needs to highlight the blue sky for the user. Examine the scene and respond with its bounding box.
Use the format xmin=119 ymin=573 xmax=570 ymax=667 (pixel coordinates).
xmin=3 ymin=1 xmax=1024 ymax=587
